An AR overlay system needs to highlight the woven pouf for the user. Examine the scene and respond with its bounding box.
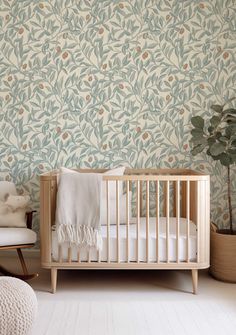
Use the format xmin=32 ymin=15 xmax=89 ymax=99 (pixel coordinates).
xmin=0 ymin=277 xmax=37 ymax=335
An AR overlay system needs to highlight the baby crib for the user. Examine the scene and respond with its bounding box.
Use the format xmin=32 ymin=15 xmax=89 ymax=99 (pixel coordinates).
xmin=40 ymin=168 xmax=210 ymax=294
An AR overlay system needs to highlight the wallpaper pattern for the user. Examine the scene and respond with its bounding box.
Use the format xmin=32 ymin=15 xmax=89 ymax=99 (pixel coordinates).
xmin=0 ymin=0 xmax=236 ymax=242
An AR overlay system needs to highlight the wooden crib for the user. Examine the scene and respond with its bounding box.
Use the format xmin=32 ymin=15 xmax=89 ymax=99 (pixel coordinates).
xmin=40 ymin=169 xmax=210 ymax=294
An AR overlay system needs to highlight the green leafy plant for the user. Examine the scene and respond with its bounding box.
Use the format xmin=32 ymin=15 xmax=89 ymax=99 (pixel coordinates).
xmin=190 ymin=101 xmax=236 ymax=234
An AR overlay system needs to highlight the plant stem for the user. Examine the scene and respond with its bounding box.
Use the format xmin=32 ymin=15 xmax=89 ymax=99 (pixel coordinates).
xmin=227 ymin=165 xmax=233 ymax=234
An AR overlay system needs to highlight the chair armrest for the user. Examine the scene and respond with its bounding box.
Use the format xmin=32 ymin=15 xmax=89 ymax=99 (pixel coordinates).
xmin=25 ymin=210 xmax=37 ymax=229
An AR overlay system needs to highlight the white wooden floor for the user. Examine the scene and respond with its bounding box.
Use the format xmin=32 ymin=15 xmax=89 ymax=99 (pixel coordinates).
xmin=1 ymin=255 xmax=236 ymax=335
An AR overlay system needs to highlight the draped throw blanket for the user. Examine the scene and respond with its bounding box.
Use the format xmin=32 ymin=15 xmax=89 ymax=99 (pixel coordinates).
xmin=56 ymin=172 xmax=103 ymax=250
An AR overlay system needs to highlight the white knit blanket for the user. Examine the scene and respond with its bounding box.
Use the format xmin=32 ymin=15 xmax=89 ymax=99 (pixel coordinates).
xmin=56 ymin=172 xmax=103 ymax=250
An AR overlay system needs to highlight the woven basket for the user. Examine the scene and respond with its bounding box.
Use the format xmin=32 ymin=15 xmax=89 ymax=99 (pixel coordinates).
xmin=210 ymin=223 xmax=236 ymax=283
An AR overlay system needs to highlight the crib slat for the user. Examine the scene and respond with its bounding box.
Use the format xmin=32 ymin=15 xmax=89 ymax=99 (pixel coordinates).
xmin=176 ymin=180 xmax=180 ymax=263
xmin=156 ymin=181 xmax=159 ymax=263
xmin=181 ymin=181 xmax=187 ymax=217
xmin=97 ymin=250 xmax=101 ymax=263
xmin=88 ymin=249 xmax=91 ymax=263
xmin=58 ymin=245 xmax=62 ymax=263
xmin=173 ymin=181 xmax=176 ymax=217
xmin=126 ymin=181 xmax=130 ymax=263
xmin=166 ymin=181 xmax=170 ymax=263
xmin=116 ymin=180 xmax=120 ymax=263
xmin=77 ymin=249 xmax=80 ymax=263
xmin=140 ymin=181 xmax=143 ymax=217
xmin=146 ymin=181 xmax=149 ymax=263
xmin=197 ymin=181 xmax=200 ymax=263
xmin=68 ymin=246 xmax=72 ymax=263
xmin=106 ymin=181 xmax=110 ymax=263
xmin=136 ymin=180 xmax=140 ymax=263
xmin=163 ymin=182 xmax=167 ymax=216
xmin=186 ymin=180 xmax=190 ymax=262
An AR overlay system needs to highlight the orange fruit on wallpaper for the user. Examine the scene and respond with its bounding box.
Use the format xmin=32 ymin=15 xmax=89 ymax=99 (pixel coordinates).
xmin=62 ymin=52 xmax=68 ymax=59
xmin=142 ymin=52 xmax=148 ymax=59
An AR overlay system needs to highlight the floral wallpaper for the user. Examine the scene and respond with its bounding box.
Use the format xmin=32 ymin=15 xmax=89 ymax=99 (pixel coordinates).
xmin=0 ymin=0 xmax=236 ymax=244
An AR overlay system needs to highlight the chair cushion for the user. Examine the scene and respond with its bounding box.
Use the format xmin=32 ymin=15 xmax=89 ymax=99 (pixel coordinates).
xmin=0 ymin=228 xmax=36 ymax=247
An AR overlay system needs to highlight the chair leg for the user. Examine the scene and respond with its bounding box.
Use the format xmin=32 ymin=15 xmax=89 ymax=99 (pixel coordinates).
xmin=0 ymin=247 xmax=38 ymax=280
xmin=16 ymin=248 xmax=38 ymax=280
xmin=51 ymin=268 xmax=57 ymax=294
xmin=17 ymin=248 xmax=28 ymax=275
xmin=192 ymin=269 xmax=198 ymax=295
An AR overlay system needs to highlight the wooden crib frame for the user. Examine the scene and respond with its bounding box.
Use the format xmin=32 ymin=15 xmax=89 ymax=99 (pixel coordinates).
xmin=40 ymin=169 xmax=210 ymax=294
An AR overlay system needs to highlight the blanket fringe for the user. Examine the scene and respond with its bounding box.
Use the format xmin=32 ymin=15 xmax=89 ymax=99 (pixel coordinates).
xmin=57 ymin=224 xmax=103 ymax=250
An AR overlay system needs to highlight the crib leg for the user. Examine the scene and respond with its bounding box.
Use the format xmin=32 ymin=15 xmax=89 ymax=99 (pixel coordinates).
xmin=191 ymin=269 xmax=198 ymax=295
xmin=51 ymin=267 xmax=58 ymax=294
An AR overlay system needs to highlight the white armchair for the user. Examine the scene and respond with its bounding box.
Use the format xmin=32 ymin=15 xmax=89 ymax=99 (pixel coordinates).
xmin=0 ymin=182 xmax=38 ymax=280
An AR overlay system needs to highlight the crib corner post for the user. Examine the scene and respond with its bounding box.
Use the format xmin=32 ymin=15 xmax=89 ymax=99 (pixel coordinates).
xmin=51 ymin=267 xmax=58 ymax=294
xmin=191 ymin=269 xmax=198 ymax=295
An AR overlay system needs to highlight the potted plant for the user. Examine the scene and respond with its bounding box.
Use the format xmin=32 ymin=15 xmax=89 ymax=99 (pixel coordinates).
xmin=190 ymin=100 xmax=236 ymax=282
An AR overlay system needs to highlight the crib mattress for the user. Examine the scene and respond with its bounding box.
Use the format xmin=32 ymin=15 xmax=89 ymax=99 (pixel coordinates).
xmin=52 ymin=217 xmax=197 ymax=263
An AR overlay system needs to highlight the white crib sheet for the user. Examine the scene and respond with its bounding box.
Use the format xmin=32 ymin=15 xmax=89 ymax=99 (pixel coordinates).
xmin=52 ymin=217 xmax=197 ymax=263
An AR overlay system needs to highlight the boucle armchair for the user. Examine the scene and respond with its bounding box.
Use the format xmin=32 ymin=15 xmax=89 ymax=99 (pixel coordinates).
xmin=0 ymin=181 xmax=38 ymax=280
